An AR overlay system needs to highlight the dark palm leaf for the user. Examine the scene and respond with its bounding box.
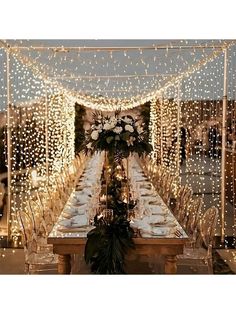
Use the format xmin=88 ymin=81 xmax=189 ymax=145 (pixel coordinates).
xmin=84 ymin=215 xmax=135 ymax=274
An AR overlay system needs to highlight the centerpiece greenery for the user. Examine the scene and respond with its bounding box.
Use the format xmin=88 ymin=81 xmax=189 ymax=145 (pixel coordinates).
xmin=83 ymin=111 xmax=152 ymax=274
xmin=84 ymin=206 xmax=135 ymax=274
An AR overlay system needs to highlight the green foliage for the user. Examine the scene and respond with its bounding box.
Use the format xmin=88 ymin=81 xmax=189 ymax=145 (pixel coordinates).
xmin=85 ymin=215 xmax=135 ymax=274
xmin=84 ymin=156 xmax=137 ymax=274
xmin=83 ymin=110 xmax=153 ymax=274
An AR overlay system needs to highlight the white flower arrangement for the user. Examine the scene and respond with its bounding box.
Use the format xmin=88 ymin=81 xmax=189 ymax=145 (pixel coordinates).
xmin=84 ymin=111 xmax=152 ymax=158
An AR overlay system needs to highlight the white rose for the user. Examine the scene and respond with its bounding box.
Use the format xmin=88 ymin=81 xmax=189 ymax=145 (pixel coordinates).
xmin=91 ymin=130 xmax=99 ymax=140
xmin=113 ymin=126 xmax=123 ymax=134
xmin=86 ymin=142 xmax=92 ymax=149
xmin=125 ymin=125 xmax=134 ymax=133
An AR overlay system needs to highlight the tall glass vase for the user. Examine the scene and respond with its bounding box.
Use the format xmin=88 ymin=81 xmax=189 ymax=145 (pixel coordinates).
xmin=104 ymin=150 xmax=108 ymax=210
xmin=126 ymin=157 xmax=130 ymax=211
xmin=104 ymin=150 xmax=116 ymax=210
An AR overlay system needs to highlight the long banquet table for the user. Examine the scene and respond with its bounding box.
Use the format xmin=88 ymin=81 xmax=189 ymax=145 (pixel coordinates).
xmin=48 ymin=155 xmax=188 ymax=274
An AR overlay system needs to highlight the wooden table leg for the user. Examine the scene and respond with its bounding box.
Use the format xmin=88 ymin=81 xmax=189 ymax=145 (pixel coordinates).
xmin=164 ymin=255 xmax=177 ymax=274
xmin=58 ymin=254 xmax=71 ymax=274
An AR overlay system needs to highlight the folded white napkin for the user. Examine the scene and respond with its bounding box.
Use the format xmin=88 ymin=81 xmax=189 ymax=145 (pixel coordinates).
xmin=148 ymin=205 xmax=164 ymax=214
xmin=64 ymin=203 xmax=87 ymax=215
xmin=74 ymin=192 xmax=91 ymax=204
xmin=64 ymin=206 xmax=80 ymax=215
xmin=129 ymin=220 xmax=139 ymax=229
xmin=82 ymin=188 xmax=93 ymax=195
xmin=142 ymin=215 xmax=165 ymax=224
xmin=130 ymin=218 xmax=149 ymax=230
xmin=58 ymin=215 xmax=88 ymax=228
xmin=140 ymin=227 xmax=169 ymax=237
xmin=77 ymin=204 xmax=87 ymax=214
xmin=139 ymin=189 xmax=153 ymax=196
xmin=71 ymin=215 xmax=88 ymax=225
xmin=152 ymin=227 xmax=169 ymax=236
xmin=83 ymin=177 xmax=93 ymax=183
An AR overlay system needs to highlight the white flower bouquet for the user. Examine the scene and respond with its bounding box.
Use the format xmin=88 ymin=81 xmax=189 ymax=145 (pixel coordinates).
xmin=83 ymin=111 xmax=152 ymax=159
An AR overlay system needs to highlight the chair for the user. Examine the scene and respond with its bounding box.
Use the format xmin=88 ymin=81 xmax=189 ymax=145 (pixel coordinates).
xmin=150 ymin=165 xmax=163 ymax=192
xmin=34 ymin=191 xmax=55 ymax=234
xmin=177 ymin=206 xmax=218 ymax=274
xmin=183 ymin=197 xmax=203 ymax=246
xmin=16 ymin=210 xmax=58 ymax=274
xmin=138 ymin=156 xmax=174 ymax=207
xmin=55 ymin=177 xmax=70 ymax=204
xmin=160 ymin=173 xmax=174 ymax=206
xmin=46 ymin=186 xmax=65 ymax=218
xmin=174 ymin=185 xmax=193 ymax=224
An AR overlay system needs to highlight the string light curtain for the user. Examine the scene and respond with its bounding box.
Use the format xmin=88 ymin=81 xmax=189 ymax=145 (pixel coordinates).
xmin=180 ymin=52 xmax=224 ymax=240
xmin=3 ymin=54 xmax=75 ymax=239
xmin=226 ymin=44 xmax=236 ymax=246
xmin=0 ymin=48 xmax=7 ymax=112
xmin=148 ymin=85 xmax=180 ymax=193
xmin=161 ymin=86 xmax=179 ymax=175
xmin=147 ymin=45 xmax=234 ymax=244
xmin=149 ymin=98 xmax=161 ymax=161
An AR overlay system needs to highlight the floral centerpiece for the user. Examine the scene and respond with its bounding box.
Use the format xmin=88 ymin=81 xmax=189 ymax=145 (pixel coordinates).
xmin=84 ymin=111 xmax=152 ymax=160
xmin=83 ymin=111 xmax=153 ymax=274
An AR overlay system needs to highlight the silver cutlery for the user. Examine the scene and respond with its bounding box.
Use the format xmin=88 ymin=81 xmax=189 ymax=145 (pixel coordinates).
xmin=174 ymin=229 xmax=183 ymax=238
